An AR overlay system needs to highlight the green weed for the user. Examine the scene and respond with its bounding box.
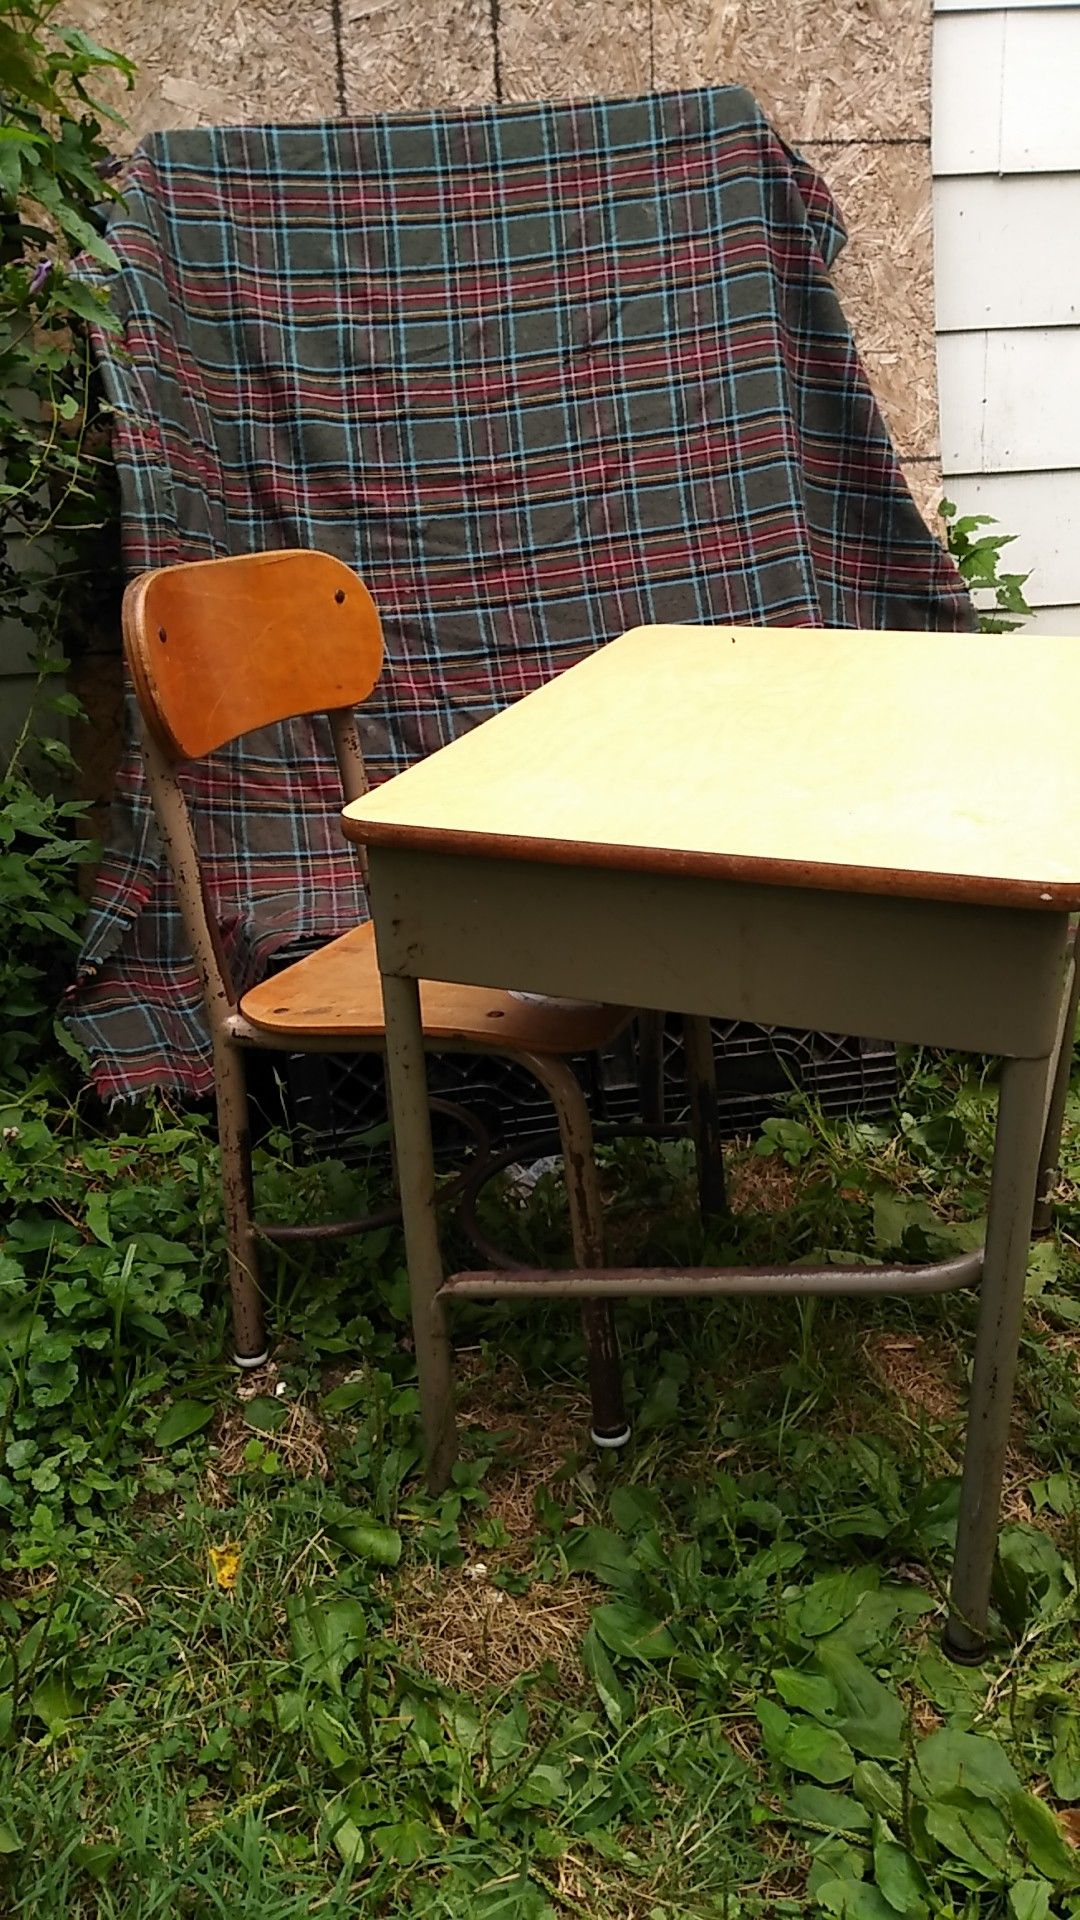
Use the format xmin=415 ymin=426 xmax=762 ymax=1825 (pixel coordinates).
xmin=1 ymin=1042 xmax=1079 ymax=1915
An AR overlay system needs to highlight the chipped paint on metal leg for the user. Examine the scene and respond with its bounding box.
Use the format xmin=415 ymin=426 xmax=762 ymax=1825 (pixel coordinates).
xmin=516 ymin=1049 xmax=630 ymax=1445
xmin=946 ymin=1050 xmax=1056 ymax=1660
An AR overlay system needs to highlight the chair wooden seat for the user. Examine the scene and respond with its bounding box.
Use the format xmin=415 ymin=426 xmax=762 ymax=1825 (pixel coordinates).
xmin=240 ymin=920 xmax=629 ymax=1054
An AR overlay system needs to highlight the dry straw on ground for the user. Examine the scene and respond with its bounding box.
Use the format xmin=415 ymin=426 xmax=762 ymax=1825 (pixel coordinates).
xmin=391 ymin=1562 xmax=595 ymax=1691
xmin=205 ymin=1362 xmax=329 ymax=1505
xmin=394 ymin=1356 xmax=600 ymax=1690
xmin=863 ymin=1330 xmax=963 ymax=1428
xmin=864 ymin=1326 xmax=1057 ymax=1528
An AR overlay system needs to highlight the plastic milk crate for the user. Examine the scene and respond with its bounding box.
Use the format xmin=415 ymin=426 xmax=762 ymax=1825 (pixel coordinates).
xmin=257 ymin=1011 xmax=897 ymax=1169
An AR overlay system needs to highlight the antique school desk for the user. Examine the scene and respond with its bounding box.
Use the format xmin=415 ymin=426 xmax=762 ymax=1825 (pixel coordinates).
xmin=343 ymin=624 xmax=1080 ymax=1658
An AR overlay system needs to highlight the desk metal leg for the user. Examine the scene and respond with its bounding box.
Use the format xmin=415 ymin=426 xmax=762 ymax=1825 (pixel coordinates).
xmin=1033 ymin=921 xmax=1080 ymax=1234
xmin=683 ymin=1015 xmax=728 ymax=1220
xmin=946 ymin=1052 xmax=1050 ymax=1660
xmin=556 ymin=1079 xmax=629 ymax=1449
xmin=637 ymin=1012 xmax=666 ymax=1127
xmin=380 ymin=971 xmax=458 ymax=1493
xmin=517 ymin=1050 xmax=630 ymax=1447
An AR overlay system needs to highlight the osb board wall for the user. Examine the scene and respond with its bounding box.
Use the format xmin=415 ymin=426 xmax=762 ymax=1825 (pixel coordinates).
xmin=66 ymin=0 xmax=940 ymax=834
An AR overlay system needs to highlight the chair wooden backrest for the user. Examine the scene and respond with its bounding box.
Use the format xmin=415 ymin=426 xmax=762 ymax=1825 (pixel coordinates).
xmin=122 ymin=549 xmax=384 ymax=1027
xmin=122 ymin=549 xmax=383 ymax=762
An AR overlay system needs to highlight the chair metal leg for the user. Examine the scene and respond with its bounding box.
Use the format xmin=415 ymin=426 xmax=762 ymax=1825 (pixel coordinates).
xmin=637 ymin=1011 xmax=666 ymax=1128
xmin=518 ymin=1051 xmax=630 ymax=1448
xmin=380 ymin=971 xmax=458 ymax=1494
xmin=1032 ymin=922 xmax=1080 ymax=1234
xmin=945 ymin=1051 xmax=1053 ymax=1661
xmin=683 ymin=1014 xmax=728 ymax=1220
xmin=214 ymin=1037 xmax=268 ymax=1368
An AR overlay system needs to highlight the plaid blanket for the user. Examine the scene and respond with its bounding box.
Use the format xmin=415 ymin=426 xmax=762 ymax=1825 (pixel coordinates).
xmin=69 ymin=87 xmax=974 ymax=1098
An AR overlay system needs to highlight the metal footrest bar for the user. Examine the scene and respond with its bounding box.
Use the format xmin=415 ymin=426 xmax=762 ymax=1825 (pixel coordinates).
xmin=440 ymin=1248 xmax=983 ymax=1302
xmin=257 ymin=1198 xmax=401 ymax=1244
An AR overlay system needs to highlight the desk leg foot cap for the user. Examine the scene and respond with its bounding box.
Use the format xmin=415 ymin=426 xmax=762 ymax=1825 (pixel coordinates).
xmin=941 ymin=1627 xmax=989 ymax=1667
xmin=233 ymin=1348 xmax=270 ymax=1371
xmin=592 ymin=1424 xmax=632 ymax=1451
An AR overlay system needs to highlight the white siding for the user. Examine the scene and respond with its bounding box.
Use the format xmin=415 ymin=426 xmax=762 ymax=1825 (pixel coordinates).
xmin=1020 ymin=605 xmax=1080 ymax=633
xmin=934 ymin=9 xmax=1080 ymax=174
xmin=940 ymin=471 xmax=1080 ymax=605
xmin=937 ymin=330 xmax=1080 ymax=470
xmin=933 ymin=0 xmax=1080 ymax=627
xmin=936 ymin=0 xmax=1068 ymax=10
xmin=935 ymin=176 xmax=1080 ymax=332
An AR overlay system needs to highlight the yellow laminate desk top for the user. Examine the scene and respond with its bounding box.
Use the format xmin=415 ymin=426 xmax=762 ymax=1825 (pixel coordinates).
xmin=342 ymin=624 xmax=1080 ymax=910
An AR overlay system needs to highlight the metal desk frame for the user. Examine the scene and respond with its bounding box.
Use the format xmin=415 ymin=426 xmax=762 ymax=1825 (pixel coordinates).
xmin=367 ymin=847 xmax=1077 ymax=1661
xmin=345 ymin=622 xmax=1080 ymax=1663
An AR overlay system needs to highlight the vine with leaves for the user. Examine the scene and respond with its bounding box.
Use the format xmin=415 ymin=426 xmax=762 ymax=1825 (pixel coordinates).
xmin=939 ymin=496 xmax=1033 ymax=634
xmin=0 ymin=0 xmax=131 ymax=1081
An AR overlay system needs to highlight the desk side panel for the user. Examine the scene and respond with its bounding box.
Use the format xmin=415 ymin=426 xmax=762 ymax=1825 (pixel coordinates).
xmin=367 ymin=850 xmax=1069 ymax=1059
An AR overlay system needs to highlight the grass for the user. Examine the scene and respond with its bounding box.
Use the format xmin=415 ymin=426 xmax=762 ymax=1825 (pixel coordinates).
xmin=2 ymin=1048 xmax=1080 ymax=1916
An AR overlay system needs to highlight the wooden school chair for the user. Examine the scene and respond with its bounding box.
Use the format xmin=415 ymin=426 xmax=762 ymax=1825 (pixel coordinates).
xmin=121 ymin=548 xmax=726 ymax=1446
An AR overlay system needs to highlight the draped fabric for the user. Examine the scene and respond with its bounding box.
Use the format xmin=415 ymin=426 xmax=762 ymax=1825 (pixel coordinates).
xmin=68 ymin=87 xmax=973 ymax=1097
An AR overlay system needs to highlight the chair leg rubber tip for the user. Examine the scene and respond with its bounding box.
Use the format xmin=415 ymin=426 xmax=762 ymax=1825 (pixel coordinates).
xmin=592 ymin=1424 xmax=632 ymax=1451
xmin=233 ymin=1348 xmax=270 ymax=1371
xmin=941 ymin=1627 xmax=989 ymax=1667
